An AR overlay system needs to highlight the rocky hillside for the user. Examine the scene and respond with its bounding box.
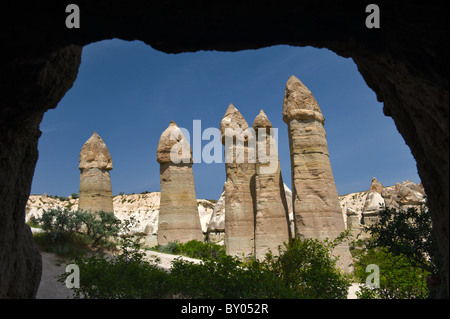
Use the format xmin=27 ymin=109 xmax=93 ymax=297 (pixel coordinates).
xmin=26 ymin=192 xmax=216 ymax=247
xmin=339 ymin=178 xmax=426 ymax=228
xmin=26 ymin=177 xmax=425 ymax=246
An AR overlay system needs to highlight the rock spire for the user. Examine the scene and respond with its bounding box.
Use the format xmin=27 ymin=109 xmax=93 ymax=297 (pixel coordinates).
xmin=220 ymin=104 xmax=256 ymax=258
xmin=252 ymin=109 xmax=291 ymax=260
xmin=78 ymin=131 xmax=114 ymax=213
xmin=283 ymin=75 xmax=353 ymax=272
xmin=156 ymin=121 xmax=203 ymax=245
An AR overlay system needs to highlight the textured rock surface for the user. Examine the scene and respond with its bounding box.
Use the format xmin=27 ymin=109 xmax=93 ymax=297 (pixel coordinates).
xmin=1 ymin=1 xmax=447 ymax=297
xmin=253 ymin=110 xmax=290 ymax=259
xmin=283 ymin=75 xmax=353 ymax=272
xmin=206 ymin=182 xmax=296 ymax=243
xmin=0 ymin=43 xmax=81 ymax=298
xmin=78 ymin=132 xmax=114 ymax=213
xmin=362 ymin=177 xmax=386 ymax=213
xmin=156 ymin=122 xmax=203 ymax=245
xmin=26 ymin=193 xmax=215 ymax=248
xmin=220 ymin=104 xmax=256 ymax=257
xmin=340 ymin=178 xmax=427 ymax=241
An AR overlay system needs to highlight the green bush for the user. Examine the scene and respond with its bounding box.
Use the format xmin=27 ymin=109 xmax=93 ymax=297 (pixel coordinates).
xmin=155 ymin=241 xmax=181 ymax=255
xmin=169 ymin=254 xmax=294 ymax=298
xmin=354 ymin=247 xmax=429 ymax=299
xmin=58 ymin=238 xmax=171 ymax=299
xmin=262 ymin=237 xmax=352 ymax=299
xmin=34 ymin=207 xmax=124 ymax=256
xmin=61 ymin=234 xmax=351 ymax=299
xmin=179 ymin=240 xmax=226 ymax=260
xmin=152 ymin=240 xmax=226 ymax=261
xmin=353 ymin=203 xmax=445 ymax=298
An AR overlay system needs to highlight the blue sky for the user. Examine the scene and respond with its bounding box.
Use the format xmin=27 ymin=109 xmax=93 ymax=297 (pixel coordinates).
xmin=31 ymin=39 xmax=421 ymax=200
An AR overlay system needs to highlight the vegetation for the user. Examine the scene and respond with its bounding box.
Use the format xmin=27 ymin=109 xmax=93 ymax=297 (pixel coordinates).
xmin=58 ymin=237 xmax=172 ymax=299
xmin=33 ymin=207 xmax=129 ymax=256
xmin=58 ymin=233 xmax=351 ymax=299
xmin=35 ymin=201 xmax=444 ymax=299
xmin=151 ymin=240 xmax=226 ymax=261
xmin=262 ymin=236 xmax=352 ymax=299
xmin=352 ymin=203 xmax=446 ymax=298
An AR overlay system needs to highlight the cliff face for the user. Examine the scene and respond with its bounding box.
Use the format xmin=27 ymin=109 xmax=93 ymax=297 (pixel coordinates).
xmin=339 ymin=178 xmax=426 ymax=231
xmin=26 ymin=178 xmax=425 ymax=247
xmin=26 ymin=192 xmax=215 ymax=247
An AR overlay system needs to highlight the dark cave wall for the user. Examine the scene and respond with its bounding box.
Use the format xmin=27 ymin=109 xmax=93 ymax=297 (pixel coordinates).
xmin=0 ymin=1 xmax=448 ymax=297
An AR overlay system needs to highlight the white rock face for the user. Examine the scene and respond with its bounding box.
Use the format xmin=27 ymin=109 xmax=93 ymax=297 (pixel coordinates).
xmin=26 ymin=192 xmax=215 ymax=247
xmin=26 ymin=179 xmax=425 ymax=249
xmin=339 ymin=178 xmax=426 ymax=236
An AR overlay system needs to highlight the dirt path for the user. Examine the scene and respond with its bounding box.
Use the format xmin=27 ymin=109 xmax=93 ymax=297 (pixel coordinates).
xmin=36 ymin=250 xmax=74 ymax=299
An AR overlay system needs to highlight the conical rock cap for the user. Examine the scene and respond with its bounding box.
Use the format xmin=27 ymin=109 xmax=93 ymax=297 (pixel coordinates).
xmin=157 ymin=121 xmax=193 ymax=164
xmin=79 ymin=131 xmax=113 ymax=171
xmin=220 ymin=104 xmax=250 ymax=144
xmin=252 ymin=109 xmax=273 ymax=129
xmin=283 ymin=75 xmax=325 ymax=124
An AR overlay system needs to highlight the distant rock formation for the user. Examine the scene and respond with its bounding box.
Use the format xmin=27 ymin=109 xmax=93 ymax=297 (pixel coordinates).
xmin=78 ymin=132 xmax=114 ymax=213
xmin=341 ymin=178 xmax=426 ymax=240
xmin=283 ymin=75 xmax=353 ymax=272
xmin=26 ymin=192 xmax=215 ymax=248
xmin=220 ymin=104 xmax=256 ymax=258
xmin=206 ymin=186 xmax=226 ymax=243
xmin=156 ymin=121 xmax=203 ymax=245
xmin=253 ymin=109 xmax=291 ymax=259
xmin=361 ymin=177 xmax=386 ymax=227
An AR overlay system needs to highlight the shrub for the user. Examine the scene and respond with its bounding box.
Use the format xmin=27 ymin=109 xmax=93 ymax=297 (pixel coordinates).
xmin=57 ymin=229 xmax=352 ymax=299
xmin=151 ymin=240 xmax=227 ymax=261
xmin=262 ymin=236 xmax=352 ymax=299
xmin=34 ymin=208 xmax=124 ymax=256
xmin=58 ymin=238 xmax=171 ymax=299
xmin=353 ymin=203 xmax=446 ymax=298
xmin=179 ymin=240 xmax=226 ymax=261
xmin=155 ymin=241 xmax=181 ymax=255
xmin=169 ymin=254 xmax=294 ymax=298
xmin=354 ymin=247 xmax=429 ymax=299
xmin=78 ymin=210 xmax=122 ymax=248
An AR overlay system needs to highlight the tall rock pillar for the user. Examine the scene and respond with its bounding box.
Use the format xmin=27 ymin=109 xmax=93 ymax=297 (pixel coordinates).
xmin=253 ymin=110 xmax=291 ymax=260
xmin=220 ymin=104 xmax=256 ymax=258
xmin=283 ymin=76 xmax=353 ymax=272
xmin=156 ymin=121 xmax=203 ymax=245
xmin=79 ymin=131 xmax=114 ymax=213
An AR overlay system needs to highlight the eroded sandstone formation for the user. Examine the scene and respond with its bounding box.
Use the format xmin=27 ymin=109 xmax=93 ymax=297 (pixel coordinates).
xmin=252 ymin=110 xmax=290 ymax=259
xmin=156 ymin=121 xmax=203 ymax=245
xmin=343 ymin=178 xmax=427 ymax=241
xmin=220 ymin=104 xmax=256 ymax=257
xmin=283 ymin=75 xmax=353 ymax=272
xmin=78 ymin=132 xmax=114 ymax=213
xmin=361 ymin=177 xmax=386 ymax=227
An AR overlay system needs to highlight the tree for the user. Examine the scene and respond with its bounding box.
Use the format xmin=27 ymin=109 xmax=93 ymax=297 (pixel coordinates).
xmin=354 ymin=203 xmax=446 ymax=298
